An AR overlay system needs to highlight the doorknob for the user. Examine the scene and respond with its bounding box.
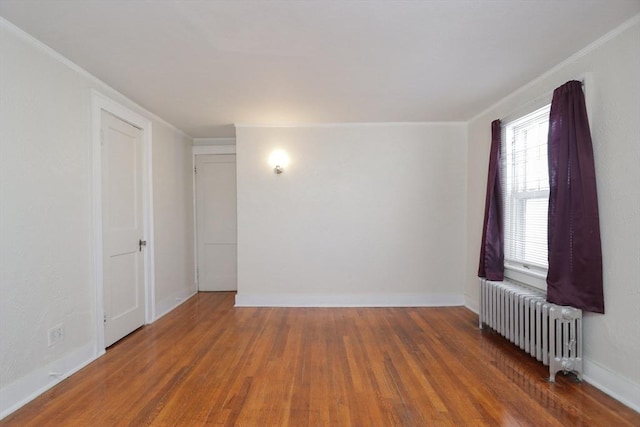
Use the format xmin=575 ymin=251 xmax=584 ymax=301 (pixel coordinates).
xmin=139 ymin=239 xmax=147 ymax=252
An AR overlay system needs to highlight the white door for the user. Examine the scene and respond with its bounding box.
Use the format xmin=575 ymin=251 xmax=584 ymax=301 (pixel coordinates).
xmin=196 ymin=154 xmax=237 ymax=291
xmin=102 ymin=110 xmax=145 ymax=347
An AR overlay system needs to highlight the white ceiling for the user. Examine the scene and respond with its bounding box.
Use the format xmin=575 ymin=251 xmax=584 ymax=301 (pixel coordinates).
xmin=1 ymin=1 xmax=638 ymax=138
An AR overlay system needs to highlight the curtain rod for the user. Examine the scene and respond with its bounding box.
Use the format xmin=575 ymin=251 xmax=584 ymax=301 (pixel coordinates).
xmin=500 ymin=74 xmax=588 ymax=123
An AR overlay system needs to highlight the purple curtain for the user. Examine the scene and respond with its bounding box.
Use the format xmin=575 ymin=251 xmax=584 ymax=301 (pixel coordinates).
xmin=547 ymin=80 xmax=604 ymax=313
xmin=478 ymin=120 xmax=504 ymax=281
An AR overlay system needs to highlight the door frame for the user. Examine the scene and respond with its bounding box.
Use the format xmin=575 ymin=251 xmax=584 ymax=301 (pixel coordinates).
xmin=91 ymin=90 xmax=155 ymax=355
xmin=192 ymin=143 xmax=236 ymax=290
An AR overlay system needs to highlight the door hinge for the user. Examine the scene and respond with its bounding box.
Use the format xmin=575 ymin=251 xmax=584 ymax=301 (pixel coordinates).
xmin=194 ymin=165 xmax=197 ymax=174
xmin=139 ymin=239 xmax=147 ymax=252
xmin=103 ymin=313 xmax=107 ymax=324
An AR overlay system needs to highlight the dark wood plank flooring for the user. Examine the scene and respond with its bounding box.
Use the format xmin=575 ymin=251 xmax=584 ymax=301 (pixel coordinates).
xmin=2 ymin=292 xmax=638 ymax=426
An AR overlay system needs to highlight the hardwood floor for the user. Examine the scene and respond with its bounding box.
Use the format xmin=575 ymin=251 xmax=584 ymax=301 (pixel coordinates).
xmin=2 ymin=292 xmax=638 ymax=426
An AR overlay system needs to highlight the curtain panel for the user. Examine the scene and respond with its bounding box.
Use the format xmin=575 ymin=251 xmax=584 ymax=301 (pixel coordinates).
xmin=478 ymin=119 xmax=504 ymax=281
xmin=547 ymin=80 xmax=604 ymax=313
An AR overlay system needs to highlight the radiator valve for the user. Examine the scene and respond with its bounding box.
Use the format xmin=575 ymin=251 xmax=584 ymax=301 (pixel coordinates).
xmin=561 ymin=307 xmax=579 ymax=320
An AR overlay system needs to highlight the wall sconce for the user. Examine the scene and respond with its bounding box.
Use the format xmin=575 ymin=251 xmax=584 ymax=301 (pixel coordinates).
xmin=268 ymin=150 xmax=289 ymax=175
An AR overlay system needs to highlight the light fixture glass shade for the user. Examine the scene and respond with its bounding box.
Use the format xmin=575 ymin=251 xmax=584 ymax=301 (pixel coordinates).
xmin=268 ymin=150 xmax=289 ymax=174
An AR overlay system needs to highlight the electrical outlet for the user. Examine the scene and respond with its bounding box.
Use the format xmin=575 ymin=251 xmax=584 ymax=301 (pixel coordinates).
xmin=48 ymin=324 xmax=64 ymax=347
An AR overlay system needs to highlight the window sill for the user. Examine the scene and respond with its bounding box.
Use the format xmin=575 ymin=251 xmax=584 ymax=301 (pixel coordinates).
xmin=504 ymin=264 xmax=547 ymax=291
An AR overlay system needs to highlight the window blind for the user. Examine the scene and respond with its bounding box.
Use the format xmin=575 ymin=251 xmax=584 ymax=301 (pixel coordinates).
xmin=501 ymin=104 xmax=551 ymax=271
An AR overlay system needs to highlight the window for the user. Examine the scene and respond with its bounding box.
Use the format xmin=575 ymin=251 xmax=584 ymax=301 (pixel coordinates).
xmin=502 ymin=104 xmax=551 ymax=280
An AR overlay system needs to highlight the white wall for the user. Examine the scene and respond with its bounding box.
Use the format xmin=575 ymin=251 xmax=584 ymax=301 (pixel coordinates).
xmin=465 ymin=18 xmax=640 ymax=409
xmin=235 ymin=123 xmax=467 ymax=306
xmin=152 ymin=125 xmax=196 ymax=318
xmin=0 ymin=19 xmax=194 ymax=417
xmin=2 ymin=6 xmax=637 ymax=418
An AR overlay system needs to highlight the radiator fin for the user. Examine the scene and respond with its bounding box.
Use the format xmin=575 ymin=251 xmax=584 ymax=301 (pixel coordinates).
xmin=479 ymin=279 xmax=583 ymax=382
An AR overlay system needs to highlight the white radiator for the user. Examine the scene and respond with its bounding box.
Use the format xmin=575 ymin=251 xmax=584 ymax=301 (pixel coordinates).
xmin=479 ymin=279 xmax=583 ymax=382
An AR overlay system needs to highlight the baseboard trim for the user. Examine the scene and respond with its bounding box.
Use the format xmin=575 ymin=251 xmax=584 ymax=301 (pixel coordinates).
xmin=234 ymin=293 xmax=464 ymax=307
xmin=464 ymin=295 xmax=479 ymax=314
xmin=467 ymin=294 xmax=640 ymax=412
xmin=5 ymin=295 xmax=635 ymax=419
xmin=0 ymin=289 xmax=198 ymax=420
xmin=154 ymin=288 xmax=197 ymax=321
xmin=583 ymin=358 xmax=640 ymax=412
xmin=0 ymin=342 xmax=96 ymax=420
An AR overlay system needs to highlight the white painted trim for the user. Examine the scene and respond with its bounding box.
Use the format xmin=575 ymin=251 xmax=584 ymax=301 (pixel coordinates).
xmin=90 ymin=93 xmax=106 ymax=355
xmin=470 ymin=13 xmax=640 ymax=122
xmin=500 ymin=92 xmax=553 ymax=126
xmin=466 ymin=289 xmax=640 ymax=412
xmin=154 ymin=290 xmax=197 ymax=321
xmin=464 ymin=299 xmax=479 ymax=315
xmin=91 ymin=90 xmax=155 ymax=354
xmin=583 ymin=358 xmax=640 ymax=413
xmin=583 ymin=72 xmax=595 ymax=126
xmin=499 ymin=72 xmax=593 ymax=130
xmin=234 ymin=121 xmax=467 ymax=129
xmin=193 ymin=137 xmax=236 ymax=146
xmin=0 ymin=343 xmax=96 ymax=420
xmin=191 ymin=148 xmax=238 ymax=290
xmin=193 ymin=145 xmax=236 ymax=155
xmin=0 ymin=16 xmax=191 ymax=139
xmin=144 ymin=130 xmax=156 ymax=324
xmin=504 ymin=265 xmax=547 ymax=291
xmin=191 ymin=155 xmax=199 ymax=290
xmin=234 ymin=293 xmax=465 ymax=307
